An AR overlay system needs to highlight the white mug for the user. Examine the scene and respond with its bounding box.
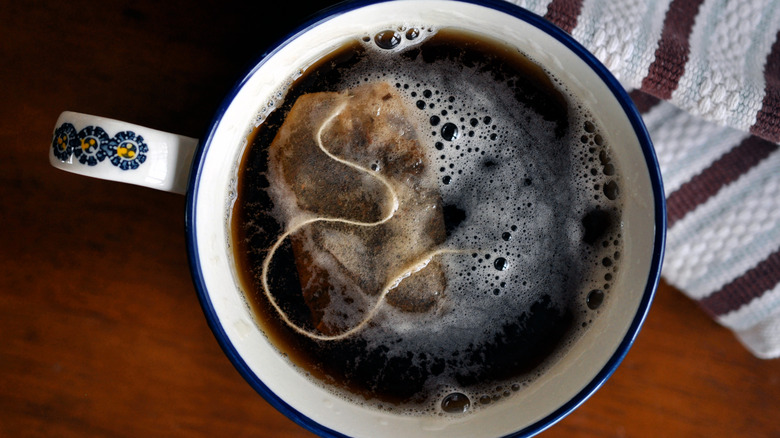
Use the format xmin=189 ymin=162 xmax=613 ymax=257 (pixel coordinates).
xmin=49 ymin=0 xmax=666 ymax=436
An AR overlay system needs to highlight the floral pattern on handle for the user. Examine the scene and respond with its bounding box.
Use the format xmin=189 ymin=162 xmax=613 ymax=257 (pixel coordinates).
xmin=75 ymin=125 xmax=110 ymax=166
xmin=52 ymin=123 xmax=79 ymax=162
xmin=51 ymin=123 xmax=148 ymax=170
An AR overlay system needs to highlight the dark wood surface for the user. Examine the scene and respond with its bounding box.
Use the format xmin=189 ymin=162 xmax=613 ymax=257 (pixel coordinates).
xmin=2 ymin=1 xmax=778 ymax=436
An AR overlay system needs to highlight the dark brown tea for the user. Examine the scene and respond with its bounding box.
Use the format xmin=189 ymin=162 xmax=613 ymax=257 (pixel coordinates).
xmin=231 ymin=27 xmax=622 ymax=415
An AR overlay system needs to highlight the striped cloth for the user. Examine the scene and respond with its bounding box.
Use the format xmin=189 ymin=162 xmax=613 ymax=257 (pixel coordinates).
xmin=505 ymin=0 xmax=780 ymax=358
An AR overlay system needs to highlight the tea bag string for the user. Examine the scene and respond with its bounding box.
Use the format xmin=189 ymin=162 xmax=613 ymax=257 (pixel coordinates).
xmin=287 ymin=97 xmax=399 ymax=231
xmin=260 ymin=99 xmax=466 ymax=342
xmin=264 ymin=238 xmax=463 ymax=341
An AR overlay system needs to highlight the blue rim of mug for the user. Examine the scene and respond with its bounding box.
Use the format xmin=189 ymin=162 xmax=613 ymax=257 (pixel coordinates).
xmin=185 ymin=0 xmax=667 ymax=437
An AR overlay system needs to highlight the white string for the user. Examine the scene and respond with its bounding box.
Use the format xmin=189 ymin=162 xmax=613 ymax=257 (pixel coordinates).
xmin=261 ymin=98 xmax=467 ymax=341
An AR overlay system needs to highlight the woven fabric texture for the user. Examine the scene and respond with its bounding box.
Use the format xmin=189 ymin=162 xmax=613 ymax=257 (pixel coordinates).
xmin=507 ymin=0 xmax=780 ymax=358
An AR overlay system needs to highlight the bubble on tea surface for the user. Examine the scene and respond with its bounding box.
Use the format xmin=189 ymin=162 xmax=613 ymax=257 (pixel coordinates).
xmin=598 ymin=150 xmax=610 ymax=165
xmin=587 ymin=290 xmax=604 ymax=310
xmin=603 ymin=180 xmax=619 ymax=200
xmin=406 ymin=28 xmax=420 ymax=40
xmin=441 ymin=392 xmax=470 ymax=414
xmin=440 ymin=122 xmax=459 ymax=141
xmin=581 ymin=209 xmax=612 ymax=245
xmin=374 ymin=30 xmax=402 ymax=49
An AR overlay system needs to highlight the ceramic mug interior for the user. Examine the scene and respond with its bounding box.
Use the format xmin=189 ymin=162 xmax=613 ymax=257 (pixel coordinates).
xmin=186 ymin=1 xmax=665 ymax=437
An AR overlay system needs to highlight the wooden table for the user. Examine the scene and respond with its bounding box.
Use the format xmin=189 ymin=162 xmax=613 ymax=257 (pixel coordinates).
xmin=2 ymin=1 xmax=778 ymax=436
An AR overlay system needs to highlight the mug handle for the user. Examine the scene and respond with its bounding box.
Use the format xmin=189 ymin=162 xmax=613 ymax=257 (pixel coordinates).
xmin=49 ymin=111 xmax=198 ymax=195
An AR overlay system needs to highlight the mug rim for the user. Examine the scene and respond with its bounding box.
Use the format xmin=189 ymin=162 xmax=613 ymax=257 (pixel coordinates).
xmin=185 ymin=0 xmax=667 ymax=437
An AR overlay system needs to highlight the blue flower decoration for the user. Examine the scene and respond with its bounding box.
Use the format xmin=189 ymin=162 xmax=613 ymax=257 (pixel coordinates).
xmin=105 ymin=131 xmax=148 ymax=170
xmin=75 ymin=126 xmax=110 ymax=166
xmin=51 ymin=123 xmax=79 ymax=161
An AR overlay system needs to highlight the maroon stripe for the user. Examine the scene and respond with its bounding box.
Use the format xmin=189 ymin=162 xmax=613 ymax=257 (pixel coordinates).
xmin=544 ymin=0 xmax=584 ymax=34
xmin=750 ymin=30 xmax=780 ymax=143
xmin=699 ymin=248 xmax=780 ymax=317
xmin=666 ymin=135 xmax=779 ymax=227
xmin=640 ymin=0 xmax=705 ymax=99
xmin=629 ymin=90 xmax=662 ymax=114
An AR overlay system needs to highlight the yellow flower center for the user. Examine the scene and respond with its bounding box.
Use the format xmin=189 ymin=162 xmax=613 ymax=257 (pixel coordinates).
xmin=57 ymin=135 xmax=67 ymax=151
xmin=81 ymin=137 xmax=96 ymax=151
xmin=118 ymin=142 xmax=137 ymax=159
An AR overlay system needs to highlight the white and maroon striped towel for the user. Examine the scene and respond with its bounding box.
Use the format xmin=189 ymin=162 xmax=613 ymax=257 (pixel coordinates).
xmin=506 ymin=0 xmax=780 ymax=358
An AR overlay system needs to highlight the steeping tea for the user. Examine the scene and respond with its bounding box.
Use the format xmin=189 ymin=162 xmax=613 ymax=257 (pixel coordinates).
xmin=231 ymin=27 xmax=623 ymax=416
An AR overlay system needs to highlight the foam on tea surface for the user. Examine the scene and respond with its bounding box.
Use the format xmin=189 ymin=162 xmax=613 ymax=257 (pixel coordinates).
xmin=232 ymin=27 xmax=623 ymax=416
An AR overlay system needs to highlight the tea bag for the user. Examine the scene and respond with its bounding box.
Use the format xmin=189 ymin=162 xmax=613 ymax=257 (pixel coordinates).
xmin=265 ymin=82 xmax=448 ymax=337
